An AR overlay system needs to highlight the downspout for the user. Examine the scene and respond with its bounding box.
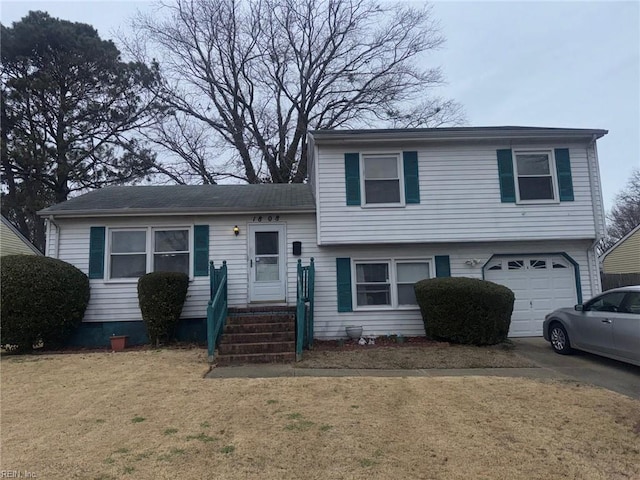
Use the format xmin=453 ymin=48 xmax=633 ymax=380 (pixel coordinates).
xmin=586 ymin=134 xmax=606 ymax=295
xmin=48 ymin=215 xmax=61 ymax=259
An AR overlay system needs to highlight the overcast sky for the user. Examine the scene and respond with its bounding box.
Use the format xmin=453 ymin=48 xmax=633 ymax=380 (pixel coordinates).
xmin=2 ymin=1 xmax=638 ymax=211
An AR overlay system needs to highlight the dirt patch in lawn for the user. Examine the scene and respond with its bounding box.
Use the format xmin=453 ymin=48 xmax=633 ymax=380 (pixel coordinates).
xmin=296 ymin=340 xmax=537 ymax=369
xmin=2 ymin=348 xmax=639 ymax=480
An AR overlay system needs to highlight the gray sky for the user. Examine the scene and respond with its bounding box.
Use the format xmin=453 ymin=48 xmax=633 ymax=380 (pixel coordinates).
xmin=2 ymin=1 xmax=638 ymax=211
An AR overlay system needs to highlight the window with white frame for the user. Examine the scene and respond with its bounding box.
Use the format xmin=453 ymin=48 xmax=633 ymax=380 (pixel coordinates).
xmin=355 ymin=260 xmax=430 ymax=308
xmin=397 ymin=262 xmax=430 ymax=305
xmin=362 ymin=154 xmax=402 ymax=204
xmin=109 ymin=227 xmax=190 ymax=279
xmin=154 ymin=229 xmax=189 ymax=275
xmin=514 ymin=151 xmax=557 ymax=201
xmin=356 ymin=263 xmax=391 ymax=306
xmin=110 ymin=230 xmax=147 ymax=279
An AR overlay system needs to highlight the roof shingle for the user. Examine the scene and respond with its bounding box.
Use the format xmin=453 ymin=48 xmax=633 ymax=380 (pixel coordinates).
xmin=39 ymin=184 xmax=315 ymax=217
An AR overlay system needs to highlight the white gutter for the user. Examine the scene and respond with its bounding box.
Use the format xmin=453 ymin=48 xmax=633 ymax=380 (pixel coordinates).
xmin=309 ymin=128 xmax=609 ymax=145
xmin=39 ymin=207 xmax=316 ymax=219
xmin=47 ymin=215 xmax=61 ymax=259
xmin=586 ymin=133 xmax=607 ymax=295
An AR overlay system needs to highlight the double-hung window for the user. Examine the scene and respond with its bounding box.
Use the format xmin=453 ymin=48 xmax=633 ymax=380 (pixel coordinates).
xmin=356 ymin=263 xmax=391 ymax=306
xmin=354 ymin=260 xmax=430 ymax=308
xmin=154 ymin=229 xmax=189 ymax=275
xmin=514 ymin=151 xmax=557 ymax=202
xmin=362 ymin=154 xmax=402 ymax=205
xmin=110 ymin=230 xmax=147 ymax=279
xmin=109 ymin=227 xmax=190 ymax=279
xmin=396 ymin=262 xmax=430 ymax=305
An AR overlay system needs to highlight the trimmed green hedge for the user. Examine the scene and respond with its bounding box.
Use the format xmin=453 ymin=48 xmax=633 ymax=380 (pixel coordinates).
xmin=415 ymin=277 xmax=515 ymax=345
xmin=137 ymin=272 xmax=189 ymax=346
xmin=1 ymin=255 xmax=90 ymax=352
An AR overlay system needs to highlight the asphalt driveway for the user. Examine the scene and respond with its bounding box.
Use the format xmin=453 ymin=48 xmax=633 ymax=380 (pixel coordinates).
xmin=512 ymin=338 xmax=640 ymax=399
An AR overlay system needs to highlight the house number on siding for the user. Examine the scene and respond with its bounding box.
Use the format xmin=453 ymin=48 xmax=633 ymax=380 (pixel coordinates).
xmin=252 ymin=215 xmax=280 ymax=222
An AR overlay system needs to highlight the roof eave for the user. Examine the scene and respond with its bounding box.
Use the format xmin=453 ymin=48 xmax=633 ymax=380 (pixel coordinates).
xmin=309 ymin=128 xmax=609 ymax=144
xmin=38 ymin=206 xmax=316 ymax=218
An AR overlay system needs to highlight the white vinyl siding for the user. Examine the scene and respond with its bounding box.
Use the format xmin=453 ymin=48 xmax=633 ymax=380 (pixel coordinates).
xmin=309 ymin=239 xmax=594 ymax=339
xmin=49 ymin=214 xmax=318 ymax=324
xmin=315 ymin=142 xmax=598 ymax=245
xmin=46 ymin=214 xmax=597 ymax=339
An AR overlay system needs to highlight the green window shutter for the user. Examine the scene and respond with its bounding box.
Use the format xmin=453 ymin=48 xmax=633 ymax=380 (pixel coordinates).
xmin=336 ymin=257 xmax=353 ymax=312
xmin=497 ymin=149 xmax=516 ymax=203
xmin=344 ymin=153 xmax=361 ymax=206
xmin=403 ymin=151 xmax=420 ymax=204
xmin=435 ymin=255 xmax=451 ymax=277
xmin=88 ymin=227 xmax=105 ymax=279
xmin=193 ymin=225 xmax=209 ymax=277
xmin=554 ymin=148 xmax=574 ymax=201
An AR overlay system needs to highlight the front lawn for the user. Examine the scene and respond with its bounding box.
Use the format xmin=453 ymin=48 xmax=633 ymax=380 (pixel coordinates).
xmin=1 ymin=349 xmax=638 ymax=479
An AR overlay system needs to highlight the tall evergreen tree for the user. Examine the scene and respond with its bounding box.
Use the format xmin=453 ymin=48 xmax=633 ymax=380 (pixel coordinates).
xmin=1 ymin=11 xmax=161 ymax=249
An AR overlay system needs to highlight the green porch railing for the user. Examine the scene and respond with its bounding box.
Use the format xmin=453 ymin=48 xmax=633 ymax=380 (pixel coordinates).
xmin=296 ymin=258 xmax=315 ymax=361
xmin=207 ymin=260 xmax=228 ymax=363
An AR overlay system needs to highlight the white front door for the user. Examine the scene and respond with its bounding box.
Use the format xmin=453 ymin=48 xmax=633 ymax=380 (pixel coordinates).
xmin=248 ymin=224 xmax=286 ymax=303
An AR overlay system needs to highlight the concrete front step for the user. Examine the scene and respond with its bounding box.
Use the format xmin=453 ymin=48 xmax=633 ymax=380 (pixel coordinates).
xmin=218 ymin=341 xmax=294 ymax=355
xmin=223 ymin=331 xmax=295 ymax=344
xmin=216 ymin=352 xmax=296 ymax=365
xmin=226 ymin=314 xmax=295 ymax=325
xmin=224 ymin=322 xmax=295 ymax=334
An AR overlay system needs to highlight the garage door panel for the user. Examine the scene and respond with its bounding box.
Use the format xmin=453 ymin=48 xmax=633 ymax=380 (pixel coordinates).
xmin=485 ymin=255 xmax=577 ymax=338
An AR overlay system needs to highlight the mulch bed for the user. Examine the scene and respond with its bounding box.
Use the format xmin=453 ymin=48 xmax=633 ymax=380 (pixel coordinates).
xmin=1 ymin=342 xmax=206 ymax=356
xmin=310 ymin=336 xmax=447 ymax=351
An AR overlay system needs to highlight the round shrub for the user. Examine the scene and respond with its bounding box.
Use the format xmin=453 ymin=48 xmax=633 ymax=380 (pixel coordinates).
xmin=137 ymin=272 xmax=189 ymax=346
xmin=415 ymin=277 xmax=515 ymax=345
xmin=1 ymin=255 xmax=90 ymax=352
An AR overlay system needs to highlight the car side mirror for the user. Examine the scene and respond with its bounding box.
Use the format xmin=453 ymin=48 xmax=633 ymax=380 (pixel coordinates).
xmin=574 ymin=304 xmax=584 ymax=311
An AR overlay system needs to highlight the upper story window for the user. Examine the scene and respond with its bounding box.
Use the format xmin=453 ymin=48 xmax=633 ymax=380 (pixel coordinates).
xmin=109 ymin=227 xmax=190 ymax=280
xmin=514 ymin=151 xmax=558 ymax=202
xmin=362 ymin=154 xmax=403 ymax=205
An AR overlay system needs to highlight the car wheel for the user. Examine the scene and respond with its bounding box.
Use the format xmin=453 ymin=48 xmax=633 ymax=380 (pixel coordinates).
xmin=549 ymin=322 xmax=572 ymax=355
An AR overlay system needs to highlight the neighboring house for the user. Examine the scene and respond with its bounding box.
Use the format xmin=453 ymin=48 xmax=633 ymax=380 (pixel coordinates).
xmin=1 ymin=215 xmax=42 ymax=256
xmin=38 ymin=126 xmax=608 ymax=346
xmin=600 ymin=224 xmax=640 ymax=274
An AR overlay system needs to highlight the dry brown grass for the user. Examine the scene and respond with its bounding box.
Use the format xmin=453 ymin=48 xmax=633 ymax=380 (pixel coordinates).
xmin=296 ymin=343 xmax=537 ymax=369
xmin=1 ymin=348 xmax=639 ymax=480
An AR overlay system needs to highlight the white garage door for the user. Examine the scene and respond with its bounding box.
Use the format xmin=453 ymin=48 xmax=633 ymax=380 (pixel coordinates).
xmin=485 ymin=255 xmax=577 ymax=337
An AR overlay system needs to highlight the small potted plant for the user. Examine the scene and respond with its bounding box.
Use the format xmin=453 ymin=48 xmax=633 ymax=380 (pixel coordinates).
xmin=110 ymin=334 xmax=128 ymax=352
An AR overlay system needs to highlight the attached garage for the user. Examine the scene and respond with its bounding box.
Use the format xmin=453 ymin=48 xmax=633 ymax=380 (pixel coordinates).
xmin=485 ymin=255 xmax=578 ymax=337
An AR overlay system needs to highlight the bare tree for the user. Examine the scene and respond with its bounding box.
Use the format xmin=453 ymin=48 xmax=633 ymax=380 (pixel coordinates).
xmin=129 ymin=0 xmax=465 ymax=184
xmin=601 ymin=168 xmax=640 ymax=253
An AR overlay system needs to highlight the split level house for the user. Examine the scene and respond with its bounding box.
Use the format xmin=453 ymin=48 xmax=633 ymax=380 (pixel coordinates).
xmin=38 ymin=126 xmax=608 ymax=359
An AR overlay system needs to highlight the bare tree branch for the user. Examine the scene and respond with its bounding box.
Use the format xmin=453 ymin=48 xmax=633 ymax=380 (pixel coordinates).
xmin=127 ymin=0 xmax=465 ymax=184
